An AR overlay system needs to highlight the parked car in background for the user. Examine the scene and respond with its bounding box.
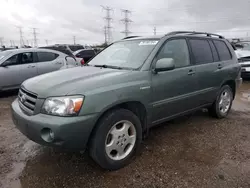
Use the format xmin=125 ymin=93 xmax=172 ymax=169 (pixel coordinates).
xmin=234 ymin=41 xmax=250 ymax=51
xmin=40 ymin=44 xmax=84 ymax=55
xmin=0 ymin=48 xmax=77 ymax=91
xmin=73 ymin=49 xmax=96 ymax=65
xmin=235 ymin=49 xmax=250 ymax=78
xmin=12 ymin=31 xmax=241 ymax=170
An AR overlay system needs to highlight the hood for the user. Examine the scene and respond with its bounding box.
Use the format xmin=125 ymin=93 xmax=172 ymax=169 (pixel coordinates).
xmin=235 ymin=50 xmax=250 ymax=58
xmin=22 ymin=66 xmax=129 ymax=98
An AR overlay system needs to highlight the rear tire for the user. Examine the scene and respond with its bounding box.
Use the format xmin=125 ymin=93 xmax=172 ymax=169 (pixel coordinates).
xmin=209 ymin=85 xmax=233 ymax=118
xmin=89 ymin=109 xmax=142 ymax=170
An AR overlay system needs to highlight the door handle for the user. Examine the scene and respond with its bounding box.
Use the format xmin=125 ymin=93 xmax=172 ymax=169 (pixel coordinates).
xmin=188 ymin=69 xmax=195 ymax=75
xmin=55 ymin=62 xmax=62 ymax=64
xmin=27 ymin=65 xmax=35 ymax=68
xmin=218 ymin=64 xmax=223 ymax=69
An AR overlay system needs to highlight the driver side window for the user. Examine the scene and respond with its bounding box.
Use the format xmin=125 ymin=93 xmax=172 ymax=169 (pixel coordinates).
xmin=156 ymin=39 xmax=190 ymax=68
xmin=4 ymin=54 xmax=19 ymax=66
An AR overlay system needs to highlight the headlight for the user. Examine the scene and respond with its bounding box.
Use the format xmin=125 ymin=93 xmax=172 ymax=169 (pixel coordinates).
xmin=41 ymin=96 xmax=84 ymax=116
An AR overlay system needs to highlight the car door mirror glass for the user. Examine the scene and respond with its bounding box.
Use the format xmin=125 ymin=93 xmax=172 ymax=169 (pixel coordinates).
xmin=155 ymin=58 xmax=175 ymax=72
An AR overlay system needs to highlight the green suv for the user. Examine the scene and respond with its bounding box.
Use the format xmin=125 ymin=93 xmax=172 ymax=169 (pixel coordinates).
xmin=12 ymin=31 xmax=242 ymax=170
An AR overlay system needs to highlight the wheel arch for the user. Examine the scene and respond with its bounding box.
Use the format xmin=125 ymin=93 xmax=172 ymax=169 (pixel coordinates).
xmin=221 ymin=80 xmax=236 ymax=99
xmin=87 ymin=100 xmax=148 ymax=148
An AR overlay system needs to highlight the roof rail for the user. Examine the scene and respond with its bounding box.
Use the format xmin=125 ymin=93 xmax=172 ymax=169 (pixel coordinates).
xmin=122 ymin=36 xmax=141 ymax=40
xmin=166 ymin=31 xmax=224 ymax=39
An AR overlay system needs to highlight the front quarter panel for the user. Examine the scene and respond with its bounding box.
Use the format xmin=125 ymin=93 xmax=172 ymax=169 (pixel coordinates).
xmin=78 ymin=71 xmax=152 ymax=117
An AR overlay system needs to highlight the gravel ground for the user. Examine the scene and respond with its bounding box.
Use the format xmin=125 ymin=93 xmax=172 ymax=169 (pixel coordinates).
xmin=0 ymin=81 xmax=250 ymax=188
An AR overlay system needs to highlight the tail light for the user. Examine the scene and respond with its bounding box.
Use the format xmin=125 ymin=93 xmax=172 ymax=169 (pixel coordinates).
xmin=80 ymin=59 xmax=85 ymax=65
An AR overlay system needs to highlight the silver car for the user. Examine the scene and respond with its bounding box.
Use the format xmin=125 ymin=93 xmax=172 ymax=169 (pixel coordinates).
xmin=0 ymin=48 xmax=77 ymax=91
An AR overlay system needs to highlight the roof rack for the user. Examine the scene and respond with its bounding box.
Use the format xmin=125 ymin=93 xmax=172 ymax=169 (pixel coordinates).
xmin=166 ymin=31 xmax=224 ymax=39
xmin=122 ymin=36 xmax=141 ymax=40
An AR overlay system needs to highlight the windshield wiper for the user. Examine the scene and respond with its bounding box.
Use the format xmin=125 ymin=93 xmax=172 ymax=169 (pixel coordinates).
xmin=94 ymin=64 xmax=123 ymax=70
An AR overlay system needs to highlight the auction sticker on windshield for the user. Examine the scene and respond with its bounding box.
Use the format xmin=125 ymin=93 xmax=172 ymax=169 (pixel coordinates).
xmin=139 ymin=41 xmax=158 ymax=46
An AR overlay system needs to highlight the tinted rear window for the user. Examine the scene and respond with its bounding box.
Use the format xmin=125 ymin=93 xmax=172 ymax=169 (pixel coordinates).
xmin=189 ymin=39 xmax=213 ymax=64
xmin=208 ymin=40 xmax=219 ymax=62
xmin=213 ymin=40 xmax=232 ymax=61
xmin=79 ymin=50 xmax=95 ymax=56
xmin=69 ymin=45 xmax=84 ymax=52
xmin=37 ymin=52 xmax=59 ymax=62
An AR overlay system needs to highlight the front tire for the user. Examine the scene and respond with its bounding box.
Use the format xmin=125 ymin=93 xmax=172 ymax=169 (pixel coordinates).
xmin=89 ymin=109 xmax=142 ymax=170
xmin=209 ymin=85 xmax=233 ymax=118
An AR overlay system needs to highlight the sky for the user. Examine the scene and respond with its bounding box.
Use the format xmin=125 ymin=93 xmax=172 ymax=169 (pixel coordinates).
xmin=0 ymin=0 xmax=250 ymax=46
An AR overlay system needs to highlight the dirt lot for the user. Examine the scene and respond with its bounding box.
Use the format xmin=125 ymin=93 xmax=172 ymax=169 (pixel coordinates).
xmin=0 ymin=81 xmax=250 ymax=188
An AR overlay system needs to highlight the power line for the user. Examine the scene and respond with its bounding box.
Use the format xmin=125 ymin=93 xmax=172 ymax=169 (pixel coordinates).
xmin=32 ymin=28 xmax=38 ymax=47
xmin=121 ymin=9 xmax=132 ymax=37
xmin=101 ymin=6 xmax=113 ymax=44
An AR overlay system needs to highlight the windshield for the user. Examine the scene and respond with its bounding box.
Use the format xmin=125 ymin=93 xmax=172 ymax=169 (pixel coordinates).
xmin=0 ymin=51 xmax=12 ymax=61
xmin=88 ymin=40 xmax=158 ymax=69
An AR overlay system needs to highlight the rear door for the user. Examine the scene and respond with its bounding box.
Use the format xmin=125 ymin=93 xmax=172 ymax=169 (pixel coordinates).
xmin=35 ymin=51 xmax=63 ymax=75
xmin=19 ymin=52 xmax=38 ymax=84
xmin=188 ymin=38 xmax=221 ymax=105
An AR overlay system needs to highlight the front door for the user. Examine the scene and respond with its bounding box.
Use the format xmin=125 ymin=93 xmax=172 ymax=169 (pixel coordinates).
xmin=0 ymin=54 xmax=22 ymax=90
xmin=151 ymin=38 xmax=198 ymax=124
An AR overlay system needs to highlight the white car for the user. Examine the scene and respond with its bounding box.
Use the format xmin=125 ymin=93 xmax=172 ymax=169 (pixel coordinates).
xmin=235 ymin=50 xmax=250 ymax=79
xmin=0 ymin=48 xmax=78 ymax=91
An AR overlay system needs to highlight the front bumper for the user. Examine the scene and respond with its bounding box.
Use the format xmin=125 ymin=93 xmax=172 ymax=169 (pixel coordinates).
xmin=241 ymin=67 xmax=250 ymax=78
xmin=11 ymin=99 xmax=98 ymax=150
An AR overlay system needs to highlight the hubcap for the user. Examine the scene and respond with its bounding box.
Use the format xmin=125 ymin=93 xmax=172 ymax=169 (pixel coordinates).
xmin=219 ymin=89 xmax=231 ymax=114
xmin=105 ymin=120 xmax=136 ymax=161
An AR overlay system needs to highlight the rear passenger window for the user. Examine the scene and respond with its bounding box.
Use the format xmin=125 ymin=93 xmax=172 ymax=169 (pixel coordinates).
xmin=213 ymin=40 xmax=232 ymax=61
xmin=37 ymin=52 xmax=59 ymax=62
xmin=156 ymin=39 xmax=190 ymax=68
xmin=208 ymin=40 xmax=219 ymax=62
xmin=189 ymin=39 xmax=213 ymax=64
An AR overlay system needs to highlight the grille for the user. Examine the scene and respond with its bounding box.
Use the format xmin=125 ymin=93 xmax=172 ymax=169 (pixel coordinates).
xmin=241 ymin=64 xmax=250 ymax=68
xmin=18 ymin=87 xmax=37 ymax=115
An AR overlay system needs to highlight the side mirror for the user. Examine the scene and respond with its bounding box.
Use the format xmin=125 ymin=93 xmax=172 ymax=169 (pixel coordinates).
xmin=154 ymin=58 xmax=175 ymax=73
xmin=65 ymin=56 xmax=77 ymax=66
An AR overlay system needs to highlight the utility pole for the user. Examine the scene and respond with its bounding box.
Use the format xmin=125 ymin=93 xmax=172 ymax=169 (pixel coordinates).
xmin=153 ymin=27 xmax=156 ymax=35
xmin=73 ymin=36 xmax=76 ymax=45
xmin=32 ymin=28 xmax=38 ymax=47
xmin=45 ymin=39 xmax=48 ymax=46
xmin=17 ymin=26 xmax=24 ymax=47
xmin=121 ymin=9 xmax=132 ymax=37
xmin=0 ymin=37 xmax=3 ymax=46
xmin=104 ymin=26 xmax=107 ymax=44
xmin=101 ymin=6 xmax=113 ymax=44
xmin=26 ymin=40 xmax=29 ymax=46
xmin=10 ymin=40 xmax=13 ymax=47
